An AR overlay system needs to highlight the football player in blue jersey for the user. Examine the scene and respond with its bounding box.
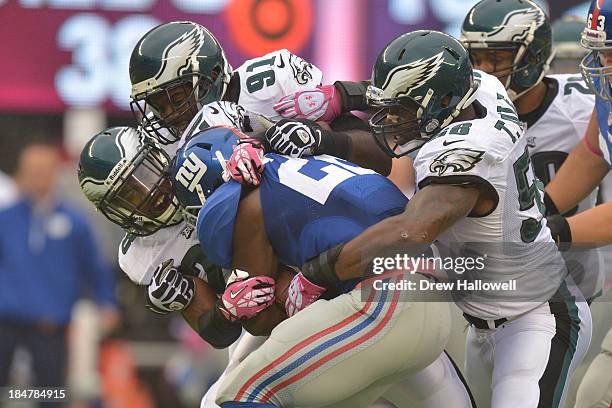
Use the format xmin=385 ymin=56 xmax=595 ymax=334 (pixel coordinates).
xmin=544 ymin=0 xmax=612 ymax=248
xmin=543 ymin=1 xmax=612 ymax=406
xmin=171 ymin=126 xmax=476 ymax=407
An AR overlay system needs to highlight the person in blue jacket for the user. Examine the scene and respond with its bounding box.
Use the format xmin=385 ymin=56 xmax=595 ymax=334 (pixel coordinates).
xmin=0 ymin=141 xmax=118 ymax=392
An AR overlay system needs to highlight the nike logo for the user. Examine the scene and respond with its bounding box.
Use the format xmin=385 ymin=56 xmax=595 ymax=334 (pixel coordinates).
xmin=442 ymin=140 xmax=464 ymax=146
xmin=276 ymin=56 xmax=285 ymax=69
xmin=230 ymin=287 xmax=245 ymax=299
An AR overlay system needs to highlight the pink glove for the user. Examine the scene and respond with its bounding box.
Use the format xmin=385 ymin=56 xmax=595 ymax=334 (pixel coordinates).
xmin=222 ymin=139 xmax=265 ymax=186
xmin=219 ymin=276 xmax=276 ymax=321
xmin=273 ymin=85 xmax=342 ymax=123
xmin=285 ymin=272 xmax=326 ymax=317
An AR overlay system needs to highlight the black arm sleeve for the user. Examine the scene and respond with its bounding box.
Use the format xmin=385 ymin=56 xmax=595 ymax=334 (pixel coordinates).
xmin=330 ymin=112 xmax=370 ymax=132
xmin=197 ymin=304 xmax=242 ymax=349
xmin=334 ymin=80 xmax=370 ymax=112
xmin=317 ymin=130 xmax=353 ymax=160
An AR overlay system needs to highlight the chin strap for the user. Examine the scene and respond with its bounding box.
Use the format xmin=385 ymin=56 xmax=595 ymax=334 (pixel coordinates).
xmin=414 ymin=78 xmax=480 ymax=145
xmin=219 ymin=48 xmax=233 ymax=99
xmin=506 ymin=28 xmax=532 ymax=93
xmin=439 ymin=79 xmax=480 ymax=131
xmin=191 ymin=58 xmax=203 ymax=111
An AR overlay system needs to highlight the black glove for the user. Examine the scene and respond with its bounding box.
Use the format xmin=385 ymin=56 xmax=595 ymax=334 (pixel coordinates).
xmin=265 ymin=119 xmax=323 ymax=157
xmin=147 ymin=259 xmax=195 ymax=314
xmin=546 ymin=214 xmax=572 ymax=251
xmin=543 ymin=191 xmax=560 ymax=216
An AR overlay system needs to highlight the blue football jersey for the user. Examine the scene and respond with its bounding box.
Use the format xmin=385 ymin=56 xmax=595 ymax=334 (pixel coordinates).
xmin=197 ymin=154 xmax=408 ymax=271
xmin=593 ymin=79 xmax=612 ymax=166
xmin=260 ymin=154 xmax=407 ymax=267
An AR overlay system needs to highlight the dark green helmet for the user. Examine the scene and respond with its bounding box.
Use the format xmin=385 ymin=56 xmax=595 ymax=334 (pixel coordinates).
xmin=461 ymin=0 xmax=552 ymax=100
xmin=129 ymin=21 xmax=233 ymax=143
xmin=368 ymin=30 xmax=478 ymax=158
xmin=78 ymin=127 xmax=182 ymax=236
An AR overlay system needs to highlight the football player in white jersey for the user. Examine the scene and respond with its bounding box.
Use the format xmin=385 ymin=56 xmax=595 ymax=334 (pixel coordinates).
xmin=128 ymin=21 xmax=366 ymax=148
xmin=76 ymin=124 xmax=244 ymax=309
xmin=541 ymin=1 xmax=612 ymax=406
xmin=460 ymin=0 xmax=603 ymax=301
xmin=128 ymin=22 xmax=320 ymax=146
xmin=460 ymin=5 xmax=612 ymax=408
xmin=252 ymin=30 xmax=592 ymax=408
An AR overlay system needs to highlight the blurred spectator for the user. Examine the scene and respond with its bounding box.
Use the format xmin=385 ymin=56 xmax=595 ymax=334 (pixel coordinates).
xmin=0 ymin=142 xmax=119 ymax=400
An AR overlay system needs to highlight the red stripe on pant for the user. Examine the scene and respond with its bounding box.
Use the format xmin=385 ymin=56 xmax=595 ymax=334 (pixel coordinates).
xmin=260 ymin=288 xmax=401 ymax=402
xmin=234 ymin=286 xmax=378 ymax=401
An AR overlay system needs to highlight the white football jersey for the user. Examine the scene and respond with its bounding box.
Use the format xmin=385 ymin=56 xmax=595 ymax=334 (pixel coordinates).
xmin=120 ymin=222 xmax=196 ymax=283
xmin=524 ymin=74 xmax=602 ymax=300
xmin=414 ymin=71 xmax=566 ymax=319
xmin=235 ymin=49 xmax=323 ymax=121
xmin=179 ymin=100 xmax=248 ymax=149
xmin=525 ymin=74 xmax=595 ymax=206
xmin=118 ymin=220 xmax=231 ymax=290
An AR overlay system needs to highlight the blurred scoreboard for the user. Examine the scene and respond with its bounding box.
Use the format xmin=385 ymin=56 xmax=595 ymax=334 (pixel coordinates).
xmin=0 ymin=0 xmax=580 ymax=113
xmin=0 ymin=0 xmax=318 ymax=112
